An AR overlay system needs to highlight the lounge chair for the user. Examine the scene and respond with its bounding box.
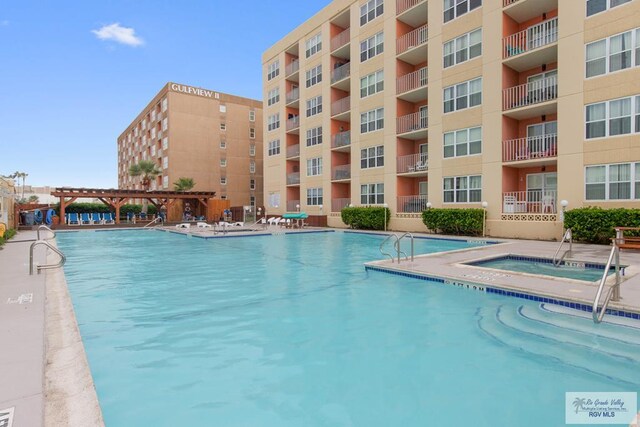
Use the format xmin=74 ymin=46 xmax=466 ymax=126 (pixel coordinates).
xmin=103 ymin=213 xmax=115 ymax=224
xmin=80 ymin=213 xmax=92 ymax=225
xmin=232 ymin=222 xmax=244 ymax=227
xmin=67 ymin=213 xmax=80 ymax=226
xmin=91 ymin=212 xmax=103 ymax=225
xmin=197 ymin=222 xmax=212 ymax=228
xmin=176 ymin=223 xmax=191 ymax=229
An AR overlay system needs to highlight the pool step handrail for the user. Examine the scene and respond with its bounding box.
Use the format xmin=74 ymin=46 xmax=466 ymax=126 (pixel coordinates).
xmin=380 ymin=234 xmax=399 ymax=262
xmin=29 ymin=240 xmax=66 ymax=275
xmin=592 ymin=242 xmax=622 ymax=323
xmin=379 ymin=233 xmax=410 ymax=263
xmin=36 ymin=225 xmax=56 ymax=240
xmin=553 ymin=228 xmax=572 ymax=266
xmin=396 ymin=232 xmax=415 ymax=262
xmin=143 ymin=217 xmax=163 ymax=228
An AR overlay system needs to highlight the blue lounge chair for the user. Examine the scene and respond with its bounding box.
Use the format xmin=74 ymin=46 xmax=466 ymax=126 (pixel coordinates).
xmin=103 ymin=212 xmax=115 ymax=224
xmin=80 ymin=213 xmax=92 ymax=225
xmin=67 ymin=213 xmax=80 ymax=226
xmin=91 ymin=212 xmax=103 ymax=225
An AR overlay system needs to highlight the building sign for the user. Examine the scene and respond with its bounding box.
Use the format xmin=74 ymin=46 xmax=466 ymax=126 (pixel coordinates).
xmin=169 ymin=83 xmax=218 ymax=99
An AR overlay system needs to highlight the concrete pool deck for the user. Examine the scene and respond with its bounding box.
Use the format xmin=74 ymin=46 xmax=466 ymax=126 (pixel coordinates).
xmin=1 ymin=228 xmax=639 ymax=425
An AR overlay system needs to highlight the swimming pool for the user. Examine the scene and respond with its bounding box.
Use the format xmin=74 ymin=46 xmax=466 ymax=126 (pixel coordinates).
xmin=57 ymin=230 xmax=640 ymax=426
xmin=466 ymin=254 xmax=615 ymax=282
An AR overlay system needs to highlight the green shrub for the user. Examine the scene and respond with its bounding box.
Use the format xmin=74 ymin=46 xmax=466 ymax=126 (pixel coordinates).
xmin=0 ymin=228 xmax=17 ymax=247
xmin=341 ymin=206 xmax=389 ymax=230
xmin=421 ymin=208 xmax=484 ymax=236
xmin=54 ymin=203 xmax=157 ymax=216
xmin=564 ymin=207 xmax=640 ymax=244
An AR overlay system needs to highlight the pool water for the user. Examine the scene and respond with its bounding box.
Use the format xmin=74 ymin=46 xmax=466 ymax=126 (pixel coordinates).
xmin=56 ymin=231 xmax=640 ymax=427
xmin=467 ymin=255 xmax=613 ymax=282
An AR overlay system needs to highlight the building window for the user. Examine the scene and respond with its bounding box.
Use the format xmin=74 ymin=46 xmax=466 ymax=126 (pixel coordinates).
xmin=307 ymin=187 xmax=323 ymax=205
xmin=249 ymin=110 xmax=255 ymax=122
xmin=220 ymin=177 xmax=227 ymax=185
xmin=269 ymin=192 xmax=280 ymax=209
xmin=587 ymin=0 xmax=631 ymax=17
xmin=250 ymin=196 xmax=256 ymax=207
xmin=360 ymin=107 xmax=384 ymax=133
xmin=305 ymin=65 xmax=322 ymax=88
xmin=249 ymin=144 xmax=256 ymax=156
xmin=444 ymin=0 xmax=482 ymax=23
xmin=162 ymin=118 xmax=168 ymax=131
xmin=443 ymin=175 xmax=481 ymax=203
xmin=360 ymin=70 xmax=384 ymax=98
xmin=220 ymin=123 xmax=226 ymax=131
xmin=161 ymin=98 xmax=167 ymax=112
xmin=306 ymin=96 xmax=323 ymax=117
xmin=220 ymin=158 xmax=227 ymax=167
xmin=360 ymin=0 xmax=383 ymax=26
xmin=162 ymin=156 xmax=168 ymax=169
xmin=162 ymin=176 xmax=168 ymax=188
xmin=267 ymin=60 xmax=280 ymax=80
xmin=268 ymin=139 xmax=281 ymax=156
xmin=444 ymin=126 xmax=482 ymax=158
xmin=306 ymin=33 xmax=322 ymax=58
xmin=268 ymin=113 xmax=280 ymax=131
xmin=250 ymin=128 xmax=256 ymax=139
xmin=307 ymin=157 xmax=323 ymax=176
xmin=162 ymin=138 xmax=168 ymax=150
xmin=586 ymin=29 xmax=640 ymax=78
xmin=586 ymin=95 xmax=640 ymax=139
xmin=220 ymin=139 xmax=226 ymax=149
xmin=267 ymin=88 xmax=280 ymax=106
xmin=360 ymin=32 xmax=384 ymax=62
xmin=443 ymin=77 xmax=482 ymax=113
xmin=585 ymin=162 xmax=640 ymax=200
xmin=306 ymin=127 xmax=323 ymax=146
xmin=444 ymin=28 xmax=482 ymax=68
xmin=250 ymin=160 xmax=256 ymax=173
xmin=220 ymin=105 xmax=227 ymax=113
xmin=360 ymin=145 xmax=384 ymax=168
xmin=360 ymin=183 xmax=384 ymax=204
xmin=250 ymin=179 xmax=256 ymax=190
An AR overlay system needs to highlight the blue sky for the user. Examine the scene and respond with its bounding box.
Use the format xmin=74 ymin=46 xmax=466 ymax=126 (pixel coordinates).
xmin=0 ymin=1 xmax=328 ymax=188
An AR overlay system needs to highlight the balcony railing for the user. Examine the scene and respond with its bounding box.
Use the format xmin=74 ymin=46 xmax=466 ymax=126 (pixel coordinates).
xmin=286 ymin=116 xmax=300 ymax=131
xmin=331 ymin=96 xmax=351 ymax=116
xmin=503 ymin=0 xmax=520 ymax=6
xmin=331 ymin=28 xmax=350 ymax=52
xmin=332 ymin=164 xmax=351 ymax=181
xmin=397 ymin=153 xmax=428 ymax=174
xmin=503 ymin=17 xmax=558 ymax=59
xmin=287 ymin=200 xmax=301 ymax=211
xmin=285 ymin=59 xmax=299 ymax=76
xmin=286 ymin=173 xmax=300 ymax=185
xmin=503 ymin=190 xmax=557 ymax=214
xmin=397 ymin=110 xmax=428 ymax=134
xmin=503 ymin=76 xmax=557 ymax=110
xmin=286 ymin=144 xmax=300 ymax=158
xmin=398 ymin=195 xmax=428 ymax=213
xmin=332 ymin=198 xmax=351 ymax=212
xmin=502 ymin=134 xmax=558 ymax=162
xmin=397 ymin=0 xmax=425 ymax=15
xmin=397 ymin=24 xmax=428 ymax=55
xmin=397 ymin=67 xmax=428 ymax=94
xmin=286 ymin=88 xmax=299 ymax=104
xmin=331 ymin=62 xmax=351 ymax=83
xmin=332 ymin=130 xmax=351 ymax=149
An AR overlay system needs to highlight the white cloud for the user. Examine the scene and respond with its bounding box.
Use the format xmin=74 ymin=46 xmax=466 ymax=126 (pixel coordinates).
xmin=92 ymin=23 xmax=144 ymax=47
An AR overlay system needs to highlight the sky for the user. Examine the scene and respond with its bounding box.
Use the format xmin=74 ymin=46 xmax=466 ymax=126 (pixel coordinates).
xmin=0 ymin=0 xmax=329 ymax=188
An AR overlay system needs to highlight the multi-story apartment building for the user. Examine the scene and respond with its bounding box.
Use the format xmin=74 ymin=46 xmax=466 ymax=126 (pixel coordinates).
xmin=118 ymin=82 xmax=263 ymax=208
xmin=262 ymin=0 xmax=640 ymax=239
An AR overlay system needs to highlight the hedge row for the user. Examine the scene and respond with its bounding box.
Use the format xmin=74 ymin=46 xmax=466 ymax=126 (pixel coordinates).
xmin=341 ymin=206 xmax=390 ymax=230
xmin=54 ymin=203 xmax=157 ymax=216
xmin=422 ymin=208 xmax=484 ymax=236
xmin=0 ymin=228 xmax=17 ymax=247
xmin=564 ymin=207 xmax=640 ymax=244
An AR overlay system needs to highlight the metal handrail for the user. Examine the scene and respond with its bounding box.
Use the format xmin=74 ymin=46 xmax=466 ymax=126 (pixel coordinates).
xmin=397 ymin=232 xmax=415 ymax=262
xmin=37 ymin=225 xmax=56 ymax=240
xmin=380 ymin=234 xmax=399 ymax=262
xmin=592 ymin=244 xmax=621 ymax=323
xmin=143 ymin=217 xmax=163 ymax=228
xmin=552 ymin=228 xmax=572 ymax=266
xmin=30 ymin=240 xmax=66 ymax=275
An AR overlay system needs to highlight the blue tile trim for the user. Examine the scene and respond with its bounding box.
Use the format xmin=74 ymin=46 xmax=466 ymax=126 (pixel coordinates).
xmin=365 ymin=265 xmax=445 ymax=283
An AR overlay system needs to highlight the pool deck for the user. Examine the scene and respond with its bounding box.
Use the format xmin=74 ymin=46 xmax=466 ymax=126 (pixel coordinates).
xmin=1 ymin=227 xmax=640 ymax=425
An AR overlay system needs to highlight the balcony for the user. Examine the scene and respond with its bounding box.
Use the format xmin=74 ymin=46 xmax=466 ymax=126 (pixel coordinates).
xmin=286 ymin=144 xmax=300 ymax=159
xmin=397 ymin=195 xmax=428 ymax=213
xmin=331 ymin=62 xmax=351 ymax=90
xmin=332 ymin=197 xmax=351 ymax=212
xmin=503 ymin=17 xmax=558 ymax=71
xmin=503 ymin=0 xmax=558 ymax=24
xmin=286 ymin=116 xmax=300 ymax=133
xmin=502 ymin=190 xmax=557 ymax=214
xmin=502 ymin=134 xmax=557 ymax=164
xmin=397 ymin=110 xmax=428 ymax=139
xmin=397 ymin=67 xmax=427 ymax=102
xmin=331 ymin=96 xmax=351 ymax=121
xmin=502 ymin=76 xmax=557 ymax=119
xmin=331 ymin=28 xmax=350 ymax=59
xmin=397 ymin=24 xmax=428 ymax=65
xmin=286 ymin=88 xmax=300 ymax=106
xmin=331 ymin=164 xmax=351 ymax=181
xmin=397 ymin=0 xmax=428 ymax=27
xmin=285 ymin=59 xmax=300 ymax=82
xmin=286 ymin=173 xmax=300 ymax=186
xmin=331 ymin=130 xmax=351 ymax=151
xmin=397 ymin=153 xmax=428 ymax=175
xmin=287 ymin=200 xmax=301 ymax=211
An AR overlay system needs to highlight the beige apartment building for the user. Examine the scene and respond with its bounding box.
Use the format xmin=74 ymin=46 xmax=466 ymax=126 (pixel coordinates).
xmin=118 ymin=82 xmax=263 ymax=208
xmin=262 ymin=0 xmax=640 ymax=239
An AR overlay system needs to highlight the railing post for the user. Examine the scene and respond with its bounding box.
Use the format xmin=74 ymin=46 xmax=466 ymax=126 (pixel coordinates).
xmin=613 ymin=245 xmax=621 ymax=301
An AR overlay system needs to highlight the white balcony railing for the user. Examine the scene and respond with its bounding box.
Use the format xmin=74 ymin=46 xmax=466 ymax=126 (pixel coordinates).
xmin=397 ymin=67 xmax=428 ymax=94
xmin=397 ymin=153 xmax=428 ymax=174
xmin=397 ymin=110 xmax=428 ymax=134
xmin=397 ymin=0 xmax=425 ymax=15
xmin=286 ymin=173 xmax=300 ymax=185
xmin=331 ymin=28 xmax=350 ymax=52
xmin=502 ymin=134 xmax=558 ymax=162
xmin=331 ymin=96 xmax=351 ymax=116
xmin=332 ymin=198 xmax=351 ymax=212
xmin=331 ymin=62 xmax=351 ymax=83
xmin=503 ymin=17 xmax=558 ymax=59
xmin=286 ymin=87 xmax=299 ymax=104
xmin=286 ymin=144 xmax=300 ymax=158
xmin=502 ymin=190 xmax=557 ymax=214
xmin=398 ymin=195 xmax=428 ymax=213
xmin=332 ymin=130 xmax=351 ymax=148
xmin=503 ymin=75 xmax=557 ymax=110
xmin=286 ymin=116 xmax=300 ymax=131
xmin=397 ymin=24 xmax=428 ymax=55
xmin=285 ymin=59 xmax=299 ymax=76
xmin=503 ymin=0 xmax=520 ymax=6
xmin=332 ymin=164 xmax=351 ymax=181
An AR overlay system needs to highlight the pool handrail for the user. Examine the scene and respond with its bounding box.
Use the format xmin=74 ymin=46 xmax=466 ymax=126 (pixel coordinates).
xmin=396 ymin=232 xmax=415 ymax=262
xmin=552 ymin=228 xmax=572 ymax=266
xmin=592 ymin=242 xmax=621 ymax=323
xmin=143 ymin=217 xmax=163 ymax=228
xmin=36 ymin=225 xmax=56 ymax=241
xmin=29 ymin=240 xmax=66 ymax=275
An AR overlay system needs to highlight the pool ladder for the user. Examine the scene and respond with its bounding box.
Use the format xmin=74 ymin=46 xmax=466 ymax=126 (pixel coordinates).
xmin=143 ymin=217 xmax=163 ymax=228
xmin=592 ymin=240 xmax=622 ymax=324
xmin=552 ymin=228 xmax=572 ymax=266
xmin=30 ymin=226 xmax=66 ymax=275
xmin=380 ymin=232 xmax=414 ymax=264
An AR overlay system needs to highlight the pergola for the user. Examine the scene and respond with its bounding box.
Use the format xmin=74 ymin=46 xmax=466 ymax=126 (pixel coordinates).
xmin=51 ymin=187 xmax=217 ymax=224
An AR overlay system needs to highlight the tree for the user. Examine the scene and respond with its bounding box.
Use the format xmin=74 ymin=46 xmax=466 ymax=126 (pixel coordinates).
xmin=128 ymin=160 xmax=161 ymax=213
xmin=28 ymin=195 xmax=39 ymax=203
xmin=7 ymin=171 xmax=27 ymax=200
xmin=173 ymin=177 xmax=195 ymax=192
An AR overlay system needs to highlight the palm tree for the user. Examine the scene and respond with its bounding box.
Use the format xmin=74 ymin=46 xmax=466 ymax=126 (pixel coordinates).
xmin=128 ymin=160 xmax=161 ymax=213
xmin=173 ymin=177 xmax=195 ymax=192
xmin=8 ymin=171 xmax=27 ymax=200
xmin=572 ymin=397 xmax=586 ymax=414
